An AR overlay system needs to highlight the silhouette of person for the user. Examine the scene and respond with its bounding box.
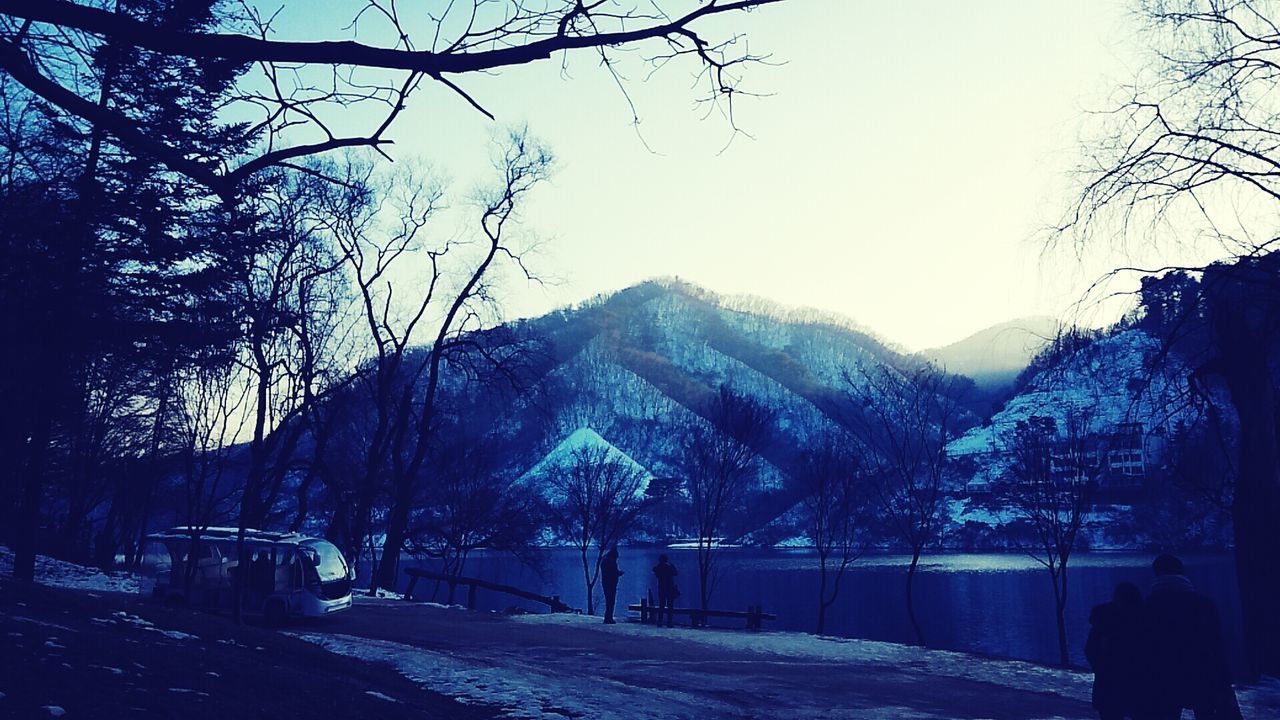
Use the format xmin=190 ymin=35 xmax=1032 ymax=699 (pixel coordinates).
xmin=1144 ymin=554 xmax=1241 ymax=720
xmin=601 ymin=547 xmax=623 ymax=624
xmin=652 ymin=554 xmax=678 ymax=628
xmin=1086 ymin=581 xmax=1147 ymax=720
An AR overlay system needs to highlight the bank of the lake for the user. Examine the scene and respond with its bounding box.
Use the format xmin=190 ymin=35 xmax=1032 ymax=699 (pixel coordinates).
xmin=383 ymin=549 xmax=1246 ymax=673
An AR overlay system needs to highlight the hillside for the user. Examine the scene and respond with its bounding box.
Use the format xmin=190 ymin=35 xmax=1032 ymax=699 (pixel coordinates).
xmin=944 ymin=327 xmax=1232 ymax=550
xmin=500 ymin=280 xmax=963 ymax=495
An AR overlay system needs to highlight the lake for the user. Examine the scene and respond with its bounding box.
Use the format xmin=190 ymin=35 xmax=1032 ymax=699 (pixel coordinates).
xmin=381 ymin=548 xmax=1246 ymax=675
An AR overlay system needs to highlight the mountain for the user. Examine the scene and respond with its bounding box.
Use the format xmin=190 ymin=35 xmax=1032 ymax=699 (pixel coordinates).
xmin=288 ymin=279 xmax=1225 ymax=551
xmin=923 ymin=316 xmax=1060 ymax=390
xmin=504 ymin=279 xmax=916 ymax=481
xmin=443 ymin=278 xmax=981 ymax=539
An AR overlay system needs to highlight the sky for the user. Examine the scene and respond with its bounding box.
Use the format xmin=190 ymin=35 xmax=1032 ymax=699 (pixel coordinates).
xmin=270 ymin=0 xmax=1154 ymax=351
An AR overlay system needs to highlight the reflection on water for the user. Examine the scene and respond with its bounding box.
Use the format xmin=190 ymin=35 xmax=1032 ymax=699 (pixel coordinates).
xmin=379 ymin=549 xmax=1245 ymax=675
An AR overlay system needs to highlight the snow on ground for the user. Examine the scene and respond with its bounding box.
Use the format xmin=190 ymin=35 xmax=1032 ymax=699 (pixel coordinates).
xmin=99 ymin=610 xmax=198 ymax=642
xmin=297 ymin=617 xmax=1088 ymax=720
xmin=296 ymin=632 xmax=616 ymax=719
xmin=517 ymin=612 xmax=1094 ymax=699
xmin=297 ymin=610 xmax=1280 ymax=720
xmin=0 ymin=546 xmax=139 ymax=594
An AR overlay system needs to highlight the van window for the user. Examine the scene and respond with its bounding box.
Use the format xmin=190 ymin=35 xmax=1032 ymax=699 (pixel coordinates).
xmin=301 ymin=539 xmax=348 ymax=582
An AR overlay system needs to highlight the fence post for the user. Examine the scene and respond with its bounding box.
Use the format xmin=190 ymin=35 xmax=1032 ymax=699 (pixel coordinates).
xmin=467 ymin=582 xmax=477 ymax=610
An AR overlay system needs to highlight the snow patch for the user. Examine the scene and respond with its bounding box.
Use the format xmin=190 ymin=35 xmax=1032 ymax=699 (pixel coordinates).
xmin=168 ymin=688 xmax=210 ymax=698
xmin=0 ymin=546 xmax=139 ymax=594
xmin=11 ymin=616 xmax=74 ymax=632
xmin=108 ymin=611 xmax=198 ymax=641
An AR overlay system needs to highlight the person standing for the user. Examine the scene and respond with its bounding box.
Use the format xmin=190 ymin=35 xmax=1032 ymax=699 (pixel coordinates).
xmin=652 ymin=554 xmax=678 ymax=628
xmin=1085 ymin=581 xmax=1147 ymax=720
xmin=1144 ymin=554 xmax=1241 ymax=720
xmin=601 ymin=547 xmax=624 ymax=624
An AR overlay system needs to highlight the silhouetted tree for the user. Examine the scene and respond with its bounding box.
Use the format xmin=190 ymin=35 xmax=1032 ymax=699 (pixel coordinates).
xmin=0 ymin=0 xmax=251 ymax=580
xmin=796 ymin=438 xmax=867 ymax=635
xmin=844 ymin=362 xmax=962 ymax=646
xmin=1000 ymin=412 xmax=1098 ymax=667
xmin=303 ymin=131 xmax=551 ymax=593
xmin=0 ymin=0 xmax=783 ymax=197
xmin=681 ymin=384 xmax=774 ymax=613
xmin=171 ymin=355 xmax=248 ymax=595
xmin=545 ymin=443 xmax=647 ymax=615
xmin=1060 ymin=0 xmax=1280 ymax=677
xmin=410 ymin=436 xmax=542 ymax=604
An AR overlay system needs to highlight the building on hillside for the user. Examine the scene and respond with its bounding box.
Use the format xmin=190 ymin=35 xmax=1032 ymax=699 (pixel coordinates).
xmin=953 ymin=421 xmax=1166 ymax=493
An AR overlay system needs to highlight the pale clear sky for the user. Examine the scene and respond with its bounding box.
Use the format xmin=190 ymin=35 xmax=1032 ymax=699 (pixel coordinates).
xmin=271 ymin=0 xmax=1154 ymax=351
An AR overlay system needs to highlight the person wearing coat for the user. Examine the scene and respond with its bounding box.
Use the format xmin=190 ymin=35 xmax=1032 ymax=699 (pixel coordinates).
xmin=1085 ymin=581 xmax=1147 ymax=720
xmin=1144 ymin=554 xmax=1241 ymax=720
xmin=601 ymin=547 xmax=623 ymax=624
xmin=652 ymin=554 xmax=678 ymax=628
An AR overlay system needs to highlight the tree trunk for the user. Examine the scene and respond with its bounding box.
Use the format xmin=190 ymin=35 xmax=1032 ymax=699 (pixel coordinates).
xmin=819 ymin=568 xmax=829 ymax=630
xmin=815 ymin=552 xmax=829 ymax=635
xmin=1206 ymin=260 xmax=1280 ymax=679
xmin=13 ymin=414 xmax=51 ymax=581
xmin=698 ymin=543 xmax=712 ymax=613
xmin=372 ymin=491 xmax=411 ymax=593
xmin=1052 ymin=566 xmax=1070 ymax=667
xmin=580 ymin=547 xmax=596 ymax=616
xmin=905 ymin=547 xmax=925 ymax=646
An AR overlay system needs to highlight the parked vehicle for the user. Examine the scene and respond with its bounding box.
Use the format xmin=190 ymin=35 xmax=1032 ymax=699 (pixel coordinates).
xmin=141 ymin=527 xmax=353 ymax=622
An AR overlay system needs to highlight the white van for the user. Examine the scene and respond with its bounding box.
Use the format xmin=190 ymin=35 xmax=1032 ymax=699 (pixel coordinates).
xmin=141 ymin=527 xmax=353 ymax=622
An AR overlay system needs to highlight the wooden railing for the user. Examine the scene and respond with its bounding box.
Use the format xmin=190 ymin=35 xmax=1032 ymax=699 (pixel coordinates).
xmin=402 ymin=567 xmax=577 ymax=613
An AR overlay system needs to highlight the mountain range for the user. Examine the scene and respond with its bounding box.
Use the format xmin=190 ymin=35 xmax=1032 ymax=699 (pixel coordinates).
xmin=478 ymin=279 xmax=1225 ymax=549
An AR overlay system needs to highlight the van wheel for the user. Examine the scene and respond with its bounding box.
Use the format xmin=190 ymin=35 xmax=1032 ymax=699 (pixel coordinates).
xmin=264 ymin=599 xmax=287 ymax=626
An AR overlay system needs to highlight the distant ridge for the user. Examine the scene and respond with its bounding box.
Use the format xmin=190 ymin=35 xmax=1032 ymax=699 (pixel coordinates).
xmin=922 ymin=316 xmax=1060 ymax=389
xmin=567 ymin=277 xmax=893 ymax=348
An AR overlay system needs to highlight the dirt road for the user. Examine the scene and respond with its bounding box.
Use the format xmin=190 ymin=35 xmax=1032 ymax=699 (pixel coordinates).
xmin=315 ymin=599 xmax=1099 ymax=720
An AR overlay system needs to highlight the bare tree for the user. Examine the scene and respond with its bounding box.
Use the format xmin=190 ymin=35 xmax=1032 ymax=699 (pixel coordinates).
xmin=53 ymin=354 xmax=151 ymax=563
xmin=796 ymin=438 xmax=866 ymax=636
xmin=681 ymin=384 xmax=774 ymax=613
xmin=171 ymin=357 xmax=251 ymax=595
xmin=227 ymin=169 xmax=355 ymax=621
xmin=410 ymin=436 xmax=542 ymax=604
xmin=545 ymin=443 xmax=647 ymax=615
xmin=1000 ymin=412 xmax=1098 ymax=667
xmin=1059 ymin=0 xmax=1280 ymax=677
xmin=844 ymin=362 xmax=962 ymax=647
xmin=0 ymin=0 xmax=785 ymax=198
xmin=313 ymin=129 xmax=552 ymax=593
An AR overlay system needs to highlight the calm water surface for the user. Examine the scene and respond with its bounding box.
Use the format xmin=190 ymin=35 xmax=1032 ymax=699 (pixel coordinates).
xmin=381 ymin=549 xmax=1245 ymax=675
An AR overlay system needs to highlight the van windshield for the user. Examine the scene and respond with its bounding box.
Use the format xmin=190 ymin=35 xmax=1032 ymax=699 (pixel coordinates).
xmin=300 ymin=539 xmax=348 ymax=582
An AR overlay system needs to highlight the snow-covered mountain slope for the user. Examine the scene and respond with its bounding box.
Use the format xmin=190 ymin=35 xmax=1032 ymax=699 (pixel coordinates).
xmin=947 ymin=328 xmax=1192 ymax=466
xmin=943 ymin=327 xmax=1229 ymax=549
xmin=502 ymin=280 xmax=932 ymax=501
